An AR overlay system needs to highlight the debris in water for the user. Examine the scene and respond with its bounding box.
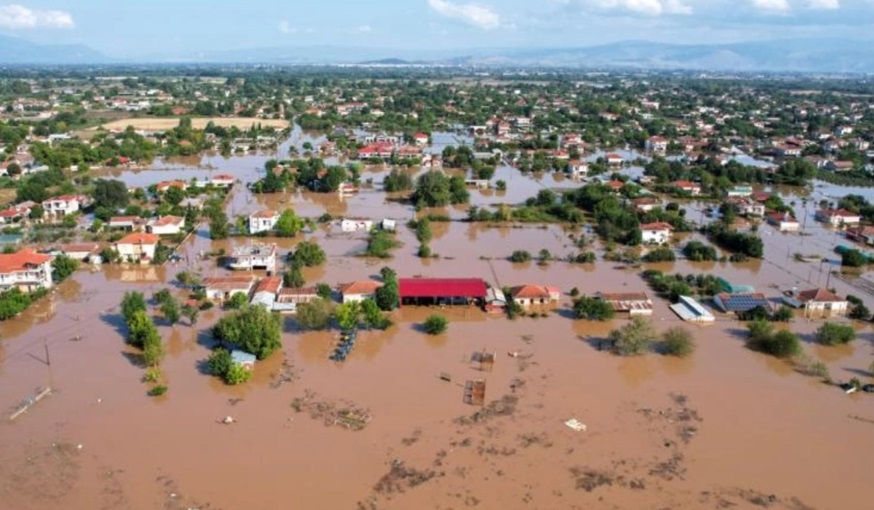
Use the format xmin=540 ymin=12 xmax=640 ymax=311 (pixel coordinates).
xmin=564 ymin=419 xmax=587 ymax=432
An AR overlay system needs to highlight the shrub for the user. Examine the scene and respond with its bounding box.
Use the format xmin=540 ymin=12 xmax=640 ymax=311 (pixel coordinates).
xmin=746 ymin=320 xmax=800 ymax=358
xmin=841 ymin=248 xmax=866 ymax=267
xmin=417 ymin=244 xmax=432 ymax=258
xmin=849 ymin=302 xmax=871 ymax=320
xmin=682 ymin=241 xmax=717 ymax=261
xmin=225 ymin=364 xmax=253 ymax=385
xmin=772 ymin=306 xmax=793 ymax=322
xmin=643 ymin=246 xmax=676 ymax=263
xmin=147 ymin=385 xmax=168 ymax=397
xmin=608 ymin=317 xmax=657 ymax=356
xmin=662 ymin=327 xmax=695 ymax=357
xmin=292 ymin=241 xmax=327 ymax=267
xmin=814 ymin=322 xmax=856 ymax=345
xmin=296 ymin=298 xmax=334 ymax=330
xmin=572 ymin=296 xmax=614 ymax=321
xmin=213 ymin=305 xmax=282 ymax=359
xmin=509 ymin=250 xmax=531 ymax=263
xmin=364 ymin=230 xmax=399 ymax=258
xmin=423 ymin=314 xmax=448 ymax=335
xmin=225 ymin=292 xmax=249 ymax=310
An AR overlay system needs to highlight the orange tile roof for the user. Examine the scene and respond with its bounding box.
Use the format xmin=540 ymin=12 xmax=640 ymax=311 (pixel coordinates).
xmin=151 ymin=215 xmax=184 ymax=226
xmin=796 ymin=288 xmax=844 ymax=303
xmin=338 ymin=280 xmax=382 ymax=296
xmin=640 ymin=222 xmax=673 ymax=231
xmin=117 ymin=233 xmax=160 ymax=245
xmin=510 ymin=285 xmax=553 ymax=299
xmin=0 ymin=250 xmax=52 ymax=274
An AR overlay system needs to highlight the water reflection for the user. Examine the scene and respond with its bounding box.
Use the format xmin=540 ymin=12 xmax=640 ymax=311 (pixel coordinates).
xmin=617 ymin=356 xmax=655 ymax=388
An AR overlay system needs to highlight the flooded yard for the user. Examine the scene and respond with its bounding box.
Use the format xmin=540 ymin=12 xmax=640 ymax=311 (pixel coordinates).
xmin=1 ymin=134 xmax=873 ymax=510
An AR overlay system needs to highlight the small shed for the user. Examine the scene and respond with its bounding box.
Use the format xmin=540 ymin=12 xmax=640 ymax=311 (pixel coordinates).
xmin=231 ymin=350 xmax=256 ymax=371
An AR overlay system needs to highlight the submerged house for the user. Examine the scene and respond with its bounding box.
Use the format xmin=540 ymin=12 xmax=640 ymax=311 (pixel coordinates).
xmin=399 ymin=278 xmax=487 ymax=307
xmin=596 ymin=292 xmax=654 ymax=316
xmin=228 ymin=244 xmax=277 ymax=271
xmin=338 ymin=280 xmax=383 ymax=303
xmin=202 ymin=276 xmax=255 ymax=302
xmin=670 ymin=296 xmax=715 ymax=323
xmin=509 ymin=285 xmax=560 ymax=307
xmin=782 ymin=288 xmax=849 ymax=318
xmin=484 ymin=287 xmax=507 ymax=313
xmin=713 ymin=293 xmax=770 ymax=314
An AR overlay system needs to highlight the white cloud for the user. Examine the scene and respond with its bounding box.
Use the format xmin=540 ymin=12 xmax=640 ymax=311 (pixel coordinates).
xmin=749 ymin=0 xmax=791 ymax=12
xmin=357 ymin=24 xmax=373 ymax=33
xmin=0 ymin=4 xmax=74 ymax=29
xmin=806 ymin=0 xmax=839 ymax=8
xmin=427 ymin=0 xmax=502 ymax=30
xmin=593 ymin=0 xmax=692 ymax=15
xmin=278 ymin=20 xmax=297 ymax=34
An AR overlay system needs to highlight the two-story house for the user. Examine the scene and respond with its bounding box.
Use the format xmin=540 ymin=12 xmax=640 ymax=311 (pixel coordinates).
xmin=0 ymin=250 xmax=54 ymax=292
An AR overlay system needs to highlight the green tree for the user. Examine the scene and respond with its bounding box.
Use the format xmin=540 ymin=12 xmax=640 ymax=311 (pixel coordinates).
xmin=284 ymin=264 xmax=305 ymax=288
xmin=295 ymin=298 xmax=334 ymax=330
xmin=226 ymin=292 xmax=249 ymax=309
xmin=509 ymin=250 xmax=531 ymax=263
xmin=225 ymin=364 xmax=252 ymax=385
xmin=207 ymin=348 xmax=233 ymax=377
xmin=361 ymin=298 xmax=390 ymax=330
xmin=182 ymin=304 xmax=199 ymax=326
xmin=164 ymin=186 xmax=185 ymax=206
xmin=384 ymin=169 xmax=414 ymax=192
xmin=814 ymin=322 xmax=856 ymax=345
xmin=120 ymin=291 xmax=147 ymax=323
xmin=375 ymin=269 xmax=399 ymax=311
xmin=608 ymin=317 xmax=656 ymax=356
xmin=292 ymin=241 xmax=326 ymax=267
xmin=154 ymin=288 xmax=173 ymax=306
xmin=213 ymin=305 xmax=282 ymax=359
xmin=316 ymin=283 xmax=333 ymax=300
xmin=126 ymin=310 xmax=156 ymax=348
xmin=414 ymin=218 xmax=432 ymax=244
xmin=209 ymin=211 xmax=230 ymax=240
xmin=275 ymin=209 xmax=304 ymax=237
xmin=842 ymin=249 xmax=867 ymax=267
xmin=161 ymin=298 xmax=181 ymax=325
xmin=662 ymin=326 xmax=695 ymax=357
xmin=93 ymin=179 xmax=130 ymax=209
xmin=142 ymin=330 xmax=165 ymax=367
xmin=573 ymin=296 xmax=615 ymax=321
xmin=746 ymin=319 xmax=800 ymax=358
xmin=51 ymin=255 xmax=78 ymax=282
xmin=423 ymin=314 xmax=448 ymax=335
xmin=334 ymin=301 xmax=361 ymax=331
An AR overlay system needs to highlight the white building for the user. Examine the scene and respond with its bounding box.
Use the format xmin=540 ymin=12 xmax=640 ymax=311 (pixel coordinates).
xmin=645 ymin=136 xmax=668 ymax=153
xmin=0 ymin=250 xmax=54 ymax=292
xmin=42 ymin=195 xmax=88 ymax=219
xmin=114 ymin=233 xmax=160 ymax=263
xmin=248 ymin=210 xmax=279 ymax=234
xmin=339 ymin=219 xmax=374 ymax=233
xmin=640 ymin=222 xmax=673 ymax=245
xmin=566 ymin=161 xmax=589 ymax=179
xmin=202 ymin=276 xmax=255 ymax=302
xmin=228 ymin=243 xmax=276 ymax=271
xmin=146 ymin=216 xmax=185 ymax=236
xmin=816 ymin=209 xmax=861 ymax=227
xmin=338 ymin=281 xmax=382 ymax=303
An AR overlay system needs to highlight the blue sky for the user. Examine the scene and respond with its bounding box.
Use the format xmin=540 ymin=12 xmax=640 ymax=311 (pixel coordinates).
xmin=1 ymin=0 xmax=874 ymax=56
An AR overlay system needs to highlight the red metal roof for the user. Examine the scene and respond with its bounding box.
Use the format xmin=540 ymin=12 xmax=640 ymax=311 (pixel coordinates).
xmin=399 ymin=278 xmax=487 ymax=299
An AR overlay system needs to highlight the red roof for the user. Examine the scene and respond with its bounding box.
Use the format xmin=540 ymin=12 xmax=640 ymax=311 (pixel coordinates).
xmin=117 ymin=233 xmax=160 ymax=245
xmin=0 ymin=250 xmax=51 ymax=274
xmin=399 ymin=278 xmax=487 ymax=299
xmin=640 ymin=222 xmax=673 ymax=231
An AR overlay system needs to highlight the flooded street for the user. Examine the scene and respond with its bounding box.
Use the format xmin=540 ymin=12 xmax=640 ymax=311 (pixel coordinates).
xmin=1 ymin=134 xmax=874 ymax=510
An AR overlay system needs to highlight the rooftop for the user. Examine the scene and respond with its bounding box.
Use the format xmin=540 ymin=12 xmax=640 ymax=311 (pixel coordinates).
xmin=399 ymin=278 xmax=487 ymax=299
xmin=0 ymin=250 xmax=52 ymax=273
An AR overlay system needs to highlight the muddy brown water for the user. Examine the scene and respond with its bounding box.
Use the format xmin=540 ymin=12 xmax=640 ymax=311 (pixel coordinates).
xmin=2 ymin=135 xmax=874 ymax=509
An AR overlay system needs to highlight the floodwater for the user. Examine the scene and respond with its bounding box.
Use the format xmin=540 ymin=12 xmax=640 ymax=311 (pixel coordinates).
xmin=1 ymin=131 xmax=874 ymax=509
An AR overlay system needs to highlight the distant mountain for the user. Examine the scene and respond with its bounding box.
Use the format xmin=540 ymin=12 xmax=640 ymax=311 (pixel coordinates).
xmin=444 ymin=39 xmax=874 ymax=73
xmin=159 ymin=38 xmax=874 ymax=73
xmin=0 ymin=35 xmax=107 ymax=64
